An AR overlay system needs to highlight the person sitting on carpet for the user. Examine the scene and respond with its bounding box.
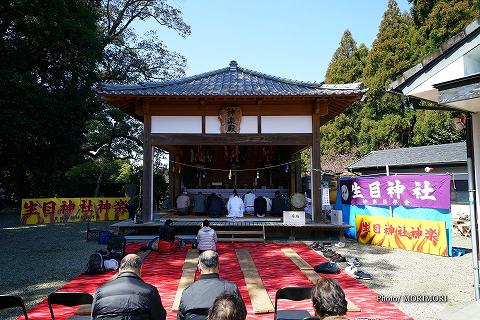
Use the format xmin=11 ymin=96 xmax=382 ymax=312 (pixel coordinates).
xmin=92 ymin=254 xmax=166 ymax=320
xmin=177 ymin=250 xmax=244 ymax=320
xmin=145 ymin=219 xmax=180 ymax=254
xmin=207 ymin=293 xmax=247 ymax=320
xmin=197 ymin=220 xmax=217 ymax=253
xmin=227 ymin=190 xmax=244 ymax=218
xmin=311 ymin=278 xmax=348 ymax=320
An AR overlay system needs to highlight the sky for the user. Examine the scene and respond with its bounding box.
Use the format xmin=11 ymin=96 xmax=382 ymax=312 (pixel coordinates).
xmin=135 ymin=0 xmax=411 ymax=83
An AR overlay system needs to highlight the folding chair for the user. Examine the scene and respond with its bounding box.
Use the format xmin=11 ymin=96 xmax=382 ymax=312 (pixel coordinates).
xmin=0 ymin=295 xmax=29 ymax=319
xmin=274 ymin=286 xmax=313 ymax=320
xmin=48 ymin=292 xmax=93 ymax=320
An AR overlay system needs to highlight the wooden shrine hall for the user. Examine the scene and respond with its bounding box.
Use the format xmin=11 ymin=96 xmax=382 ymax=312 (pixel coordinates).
xmin=98 ymin=61 xmax=366 ymax=226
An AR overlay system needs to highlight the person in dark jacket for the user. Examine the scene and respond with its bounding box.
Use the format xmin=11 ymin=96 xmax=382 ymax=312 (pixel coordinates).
xmin=271 ymin=191 xmax=286 ymax=217
xmin=92 ymin=254 xmax=166 ymax=320
xmin=207 ymin=193 xmax=224 ymax=218
xmin=253 ymin=196 xmax=267 ymax=218
xmin=177 ymin=250 xmax=244 ymax=320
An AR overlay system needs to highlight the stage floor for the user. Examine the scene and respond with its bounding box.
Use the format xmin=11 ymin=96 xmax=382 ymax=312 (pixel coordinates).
xmin=18 ymin=243 xmax=411 ymax=320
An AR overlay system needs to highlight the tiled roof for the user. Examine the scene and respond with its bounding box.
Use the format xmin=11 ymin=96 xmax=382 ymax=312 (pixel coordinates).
xmin=98 ymin=61 xmax=366 ymax=96
xmin=348 ymin=142 xmax=466 ymax=170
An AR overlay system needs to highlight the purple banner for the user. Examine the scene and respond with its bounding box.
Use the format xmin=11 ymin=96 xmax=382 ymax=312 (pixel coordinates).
xmin=340 ymin=174 xmax=451 ymax=209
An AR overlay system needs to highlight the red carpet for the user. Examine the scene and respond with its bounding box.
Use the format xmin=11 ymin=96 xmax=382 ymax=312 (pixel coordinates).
xmin=18 ymin=243 xmax=411 ymax=320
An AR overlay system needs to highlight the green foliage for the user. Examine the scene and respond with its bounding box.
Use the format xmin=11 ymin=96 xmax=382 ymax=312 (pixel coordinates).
xmin=72 ymin=0 xmax=191 ymax=197
xmin=409 ymin=0 xmax=480 ymax=56
xmin=320 ymin=0 xmax=474 ymax=172
xmin=0 ymin=0 xmax=102 ymax=199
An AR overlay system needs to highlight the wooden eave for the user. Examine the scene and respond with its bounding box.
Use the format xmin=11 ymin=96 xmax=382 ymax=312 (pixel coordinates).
xmin=100 ymin=93 xmax=363 ymax=125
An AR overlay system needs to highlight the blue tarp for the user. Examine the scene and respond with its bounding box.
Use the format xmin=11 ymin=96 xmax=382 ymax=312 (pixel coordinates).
xmin=335 ymin=177 xmax=453 ymax=256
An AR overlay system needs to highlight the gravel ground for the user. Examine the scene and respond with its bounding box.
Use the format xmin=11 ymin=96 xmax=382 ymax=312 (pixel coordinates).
xmin=0 ymin=208 xmax=476 ymax=320
xmin=0 ymin=209 xmax=112 ymax=320
xmin=309 ymin=233 xmax=475 ymax=320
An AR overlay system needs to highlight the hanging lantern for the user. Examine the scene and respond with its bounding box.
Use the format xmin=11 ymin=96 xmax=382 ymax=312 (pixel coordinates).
xmin=228 ymin=169 xmax=232 ymax=180
xmin=284 ymin=163 xmax=289 ymax=173
xmin=256 ymin=170 xmax=260 ymax=179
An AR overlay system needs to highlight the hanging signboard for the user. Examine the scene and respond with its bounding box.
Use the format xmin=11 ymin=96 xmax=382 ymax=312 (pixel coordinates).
xmin=340 ymin=174 xmax=450 ymax=209
xmin=20 ymin=197 xmax=129 ymax=225
xmin=356 ymin=215 xmax=448 ymax=256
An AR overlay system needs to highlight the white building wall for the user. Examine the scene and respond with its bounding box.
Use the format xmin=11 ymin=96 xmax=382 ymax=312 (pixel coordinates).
xmin=151 ymin=116 xmax=202 ymax=133
xmin=261 ymin=116 xmax=312 ymax=133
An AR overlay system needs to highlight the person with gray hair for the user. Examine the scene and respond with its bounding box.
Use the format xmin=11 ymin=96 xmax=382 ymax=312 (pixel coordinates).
xmin=177 ymin=250 xmax=244 ymax=320
xmin=91 ymin=254 xmax=166 ymax=320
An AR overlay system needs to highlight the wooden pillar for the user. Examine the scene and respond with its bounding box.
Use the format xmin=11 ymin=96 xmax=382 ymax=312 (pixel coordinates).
xmin=311 ymin=102 xmax=323 ymax=223
xmin=168 ymin=154 xmax=175 ymax=209
xmin=142 ymin=103 xmax=153 ymax=222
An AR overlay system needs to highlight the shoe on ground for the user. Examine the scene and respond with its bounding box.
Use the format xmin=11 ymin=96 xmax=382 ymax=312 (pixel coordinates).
xmin=347 ymin=257 xmax=361 ymax=267
xmin=345 ymin=265 xmax=358 ymax=276
xmin=332 ymin=255 xmax=346 ymax=263
xmin=354 ymin=270 xmax=372 ymax=280
xmin=334 ymin=241 xmax=345 ymax=248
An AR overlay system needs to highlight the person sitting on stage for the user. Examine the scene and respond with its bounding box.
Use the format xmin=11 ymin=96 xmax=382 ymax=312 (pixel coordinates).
xmin=262 ymin=196 xmax=272 ymax=213
xmin=193 ymin=191 xmax=207 ymax=216
xmin=271 ymin=191 xmax=286 ymax=217
xmin=92 ymin=254 xmax=167 ymax=320
xmin=227 ymin=190 xmax=244 ymax=218
xmin=177 ymin=191 xmax=191 ymax=215
xmin=207 ymin=193 xmax=224 ymax=218
xmin=144 ymin=219 xmax=180 ymax=254
xmin=254 ymin=195 xmax=267 ymax=218
xmin=311 ymin=278 xmax=348 ymax=320
xmin=207 ymin=293 xmax=247 ymax=320
xmin=243 ymin=191 xmax=255 ymax=215
xmin=197 ymin=220 xmax=218 ymax=253
xmin=177 ymin=250 xmax=244 ymax=320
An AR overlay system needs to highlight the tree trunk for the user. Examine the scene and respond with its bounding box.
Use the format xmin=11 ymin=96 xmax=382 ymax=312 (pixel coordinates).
xmin=94 ymin=173 xmax=103 ymax=197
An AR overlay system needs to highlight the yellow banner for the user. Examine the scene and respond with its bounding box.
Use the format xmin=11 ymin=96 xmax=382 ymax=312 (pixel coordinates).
xmin=356 ymin=215 xmax=448 ymax=256
xmin=21 ymin=198 xmax=129 ymax=225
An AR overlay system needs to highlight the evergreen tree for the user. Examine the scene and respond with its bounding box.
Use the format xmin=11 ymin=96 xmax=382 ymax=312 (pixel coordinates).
xmin=321 ymin=30 xmax=368 ymax=158
xmin=0 ymin=0 xmax=102 ymax=199
xmin=409 ymin=0 xmax=480 ymax=56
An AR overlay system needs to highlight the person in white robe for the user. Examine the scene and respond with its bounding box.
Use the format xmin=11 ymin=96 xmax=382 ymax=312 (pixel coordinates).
xmin=227 ymin=191 xmax=245 ymax=218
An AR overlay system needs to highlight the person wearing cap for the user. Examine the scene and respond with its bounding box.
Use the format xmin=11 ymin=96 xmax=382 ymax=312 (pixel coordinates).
xmin=177 ymin=191 xmax=191 ymax=215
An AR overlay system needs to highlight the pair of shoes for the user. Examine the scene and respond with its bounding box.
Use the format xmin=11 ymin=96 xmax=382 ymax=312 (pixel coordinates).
xmin=323 ymin=250 xmax=335 ymax=258
xmin=331 ymin=254 xmax=346 ymax=263
xmin=348 ymin=258 xmax=361 ymax=267
xmin=334 ymin=241 xmax=345 ymax=248
xmin=345 ymin=265 xmax=358 ymax=276
xmin=354 ymin=270 xmax=372 ymax=280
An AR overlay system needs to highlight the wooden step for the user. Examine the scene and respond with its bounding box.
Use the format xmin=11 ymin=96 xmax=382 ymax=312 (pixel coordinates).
xmin=219 ymin=238 xmax=265 ymax=242
xmin=216 ymin=230 xmax=264 ymax=235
